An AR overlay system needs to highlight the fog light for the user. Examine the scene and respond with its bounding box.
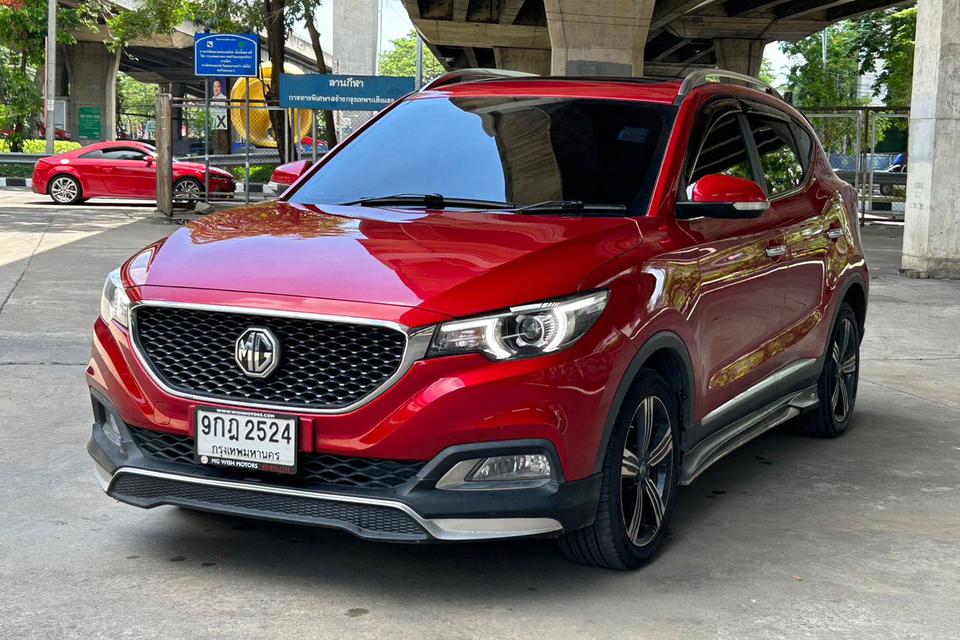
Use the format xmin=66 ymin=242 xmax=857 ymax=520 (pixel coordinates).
xmin=469 ymin=454 xmax=552 ymax=482
xmin=102 ymin=414 xmax=122 ymax=447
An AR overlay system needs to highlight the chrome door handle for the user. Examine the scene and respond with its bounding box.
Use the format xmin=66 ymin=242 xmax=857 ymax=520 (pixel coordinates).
xmin=765 ymin=245 xmax=787 ymax=258
xmin=825 ymin=227 xmax=844 ymax=241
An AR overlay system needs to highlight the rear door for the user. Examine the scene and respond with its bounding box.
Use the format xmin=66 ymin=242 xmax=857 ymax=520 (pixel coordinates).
xmin=743 ymin=104 xmax=831 ymax=379
xmin=677 ymin=100 xmax=787 ymax=440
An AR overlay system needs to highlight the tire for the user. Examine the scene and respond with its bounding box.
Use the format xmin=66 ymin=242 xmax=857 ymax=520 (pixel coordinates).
xmin=879 ymin=184 xmax=892 ymax=196
xmin=799 ymin=303 xmax=860 ymax=438
xmin=48 ymin=174 xmax=83 ymax=205
xmin=559 ymin=368 xmax=681 ymax=570
xmin=173 ymin=177 xmax=203 ymax=205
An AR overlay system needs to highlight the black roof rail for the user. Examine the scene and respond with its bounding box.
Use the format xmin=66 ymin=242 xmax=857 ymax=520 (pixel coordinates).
xmin=420 ymin=68 xmax=537 ymax=91
xmin=676 ymin=69 xmax=781 ymax=103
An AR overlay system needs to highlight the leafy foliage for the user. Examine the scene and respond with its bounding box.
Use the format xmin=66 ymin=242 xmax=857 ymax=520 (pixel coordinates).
xmin=230 ymin=164 xmax=277 ymax=182
xmin=0 ymin=0 xmax=98 ymax=146
xmin=852 ymin=7 xmax=916 ymax=106
xmin=0 ymin=139 xmax=81 ymax=153
xmin=0 ymin=0 xmax=89 ymax=65
xmin=781 ymin=8 xmax=916 ymax=108
xmin=0 ymin=162 xmax=36 ymax=178
xmin=378 ymin=30 xmax=445 ymax=81
xmin=781 ymin=26 xmax=868 ymax=108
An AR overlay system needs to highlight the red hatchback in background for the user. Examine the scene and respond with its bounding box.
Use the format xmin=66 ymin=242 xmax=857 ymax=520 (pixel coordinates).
xmin=87 ymin=70 xmax=867 ymax=570
xmin=32 ymin=140 xmax=234 ymax=204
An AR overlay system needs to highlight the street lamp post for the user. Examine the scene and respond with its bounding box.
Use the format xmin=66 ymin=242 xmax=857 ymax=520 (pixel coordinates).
xmin=415 ymin=33 xmax=423 ymax=89
xmin=45 ymin=0 xmax=56 ymax=154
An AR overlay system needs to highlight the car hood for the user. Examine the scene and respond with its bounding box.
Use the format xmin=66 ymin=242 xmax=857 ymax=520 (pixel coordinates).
xmin=137 ymin=201 xmax=642 ymax=318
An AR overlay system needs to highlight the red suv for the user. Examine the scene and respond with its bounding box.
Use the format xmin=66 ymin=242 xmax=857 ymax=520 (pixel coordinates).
xmin=87 ymin=70 xmax=867 ymax=570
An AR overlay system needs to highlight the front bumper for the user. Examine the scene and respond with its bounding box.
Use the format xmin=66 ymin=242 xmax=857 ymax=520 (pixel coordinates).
xmin=88 ymin=394 xmax=600 ymax=542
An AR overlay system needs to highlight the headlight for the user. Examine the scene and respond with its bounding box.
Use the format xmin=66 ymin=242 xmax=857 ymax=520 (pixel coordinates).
xmin=100 ymin=268 xmax=131 ymax=327
xmin=428 ymin=291 xmax=608 ymax=361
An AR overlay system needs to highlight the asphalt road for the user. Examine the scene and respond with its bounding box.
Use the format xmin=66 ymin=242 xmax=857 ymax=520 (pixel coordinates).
xmin=1 ymin=190 xmax=958 ymax=639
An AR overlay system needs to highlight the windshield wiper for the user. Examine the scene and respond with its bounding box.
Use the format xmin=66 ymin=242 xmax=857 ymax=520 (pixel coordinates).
xmin=512 ymin=200 xmax=629 ymax=216
xmin=338 ymin=193 xmax=515 ymax=209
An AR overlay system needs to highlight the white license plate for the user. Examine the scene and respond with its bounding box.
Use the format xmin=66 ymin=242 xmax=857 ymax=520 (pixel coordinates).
xmin=195 ymin=407 xmax=298 ymax=474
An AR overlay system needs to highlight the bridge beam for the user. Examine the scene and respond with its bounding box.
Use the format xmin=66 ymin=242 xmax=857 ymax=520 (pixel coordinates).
xmin=714 ymin=38 xmax=766 ymax=76
xmin=902 ymin=0 xmax=960 ymax=279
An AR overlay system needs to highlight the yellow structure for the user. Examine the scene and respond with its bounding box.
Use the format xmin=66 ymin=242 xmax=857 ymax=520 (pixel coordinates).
xmin=229 ymin=62 xmax=313 ymax=148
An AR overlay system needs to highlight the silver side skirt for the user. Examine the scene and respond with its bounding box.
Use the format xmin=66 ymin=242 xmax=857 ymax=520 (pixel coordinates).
xmin=680 ymin=385 xmax=819 ymax=485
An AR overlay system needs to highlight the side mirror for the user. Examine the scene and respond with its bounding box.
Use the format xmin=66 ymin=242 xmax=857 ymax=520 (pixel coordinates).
xmin=144 ymin=156 xmax=154 ymax=167
xmin=676 ymin=174 xmax=769 ymax=220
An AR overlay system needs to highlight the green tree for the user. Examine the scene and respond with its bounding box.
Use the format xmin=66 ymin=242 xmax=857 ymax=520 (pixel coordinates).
xmin=0 ymin=0 xmax=91 ymax=147
xmin=117 ymin=73 xmax=159 ymax=139
xmin=378 ymin=30 xmax=445 ymax=82
xmin=758 ymin=58 xmax=776 ymax=87
xmin=781 ymin=25 xmax=867 ymax=108
xmin=852 ymin=7 xmax=916 ymax=106
xmin=781 ymin=22 xmax=871 ymax=156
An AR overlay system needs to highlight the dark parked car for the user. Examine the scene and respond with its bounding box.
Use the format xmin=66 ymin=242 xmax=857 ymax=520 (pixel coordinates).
xmin=87 ymin=69 xmax=867 ymax=570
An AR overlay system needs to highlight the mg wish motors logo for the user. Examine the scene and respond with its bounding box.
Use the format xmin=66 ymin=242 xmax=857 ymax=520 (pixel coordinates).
xmin=235 ymin=327 xmax=280 ymax=378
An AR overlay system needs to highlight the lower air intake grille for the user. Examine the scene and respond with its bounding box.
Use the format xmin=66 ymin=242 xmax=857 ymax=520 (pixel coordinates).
xmin=128 ymin=426 xmax=425 ymax=489
xmin=110 ymin=473 xmax=427 ymax=539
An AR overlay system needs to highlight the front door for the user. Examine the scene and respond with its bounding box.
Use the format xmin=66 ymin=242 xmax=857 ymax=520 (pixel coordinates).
xmin=99 ymin=147 xmax=156 ymax=198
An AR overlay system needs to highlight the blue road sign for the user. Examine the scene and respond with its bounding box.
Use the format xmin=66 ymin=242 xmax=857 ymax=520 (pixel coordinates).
xmin=194 ymin=33 xmax=259 ymax=77
xmin=278 ymin=74 xmax=415 ymax=111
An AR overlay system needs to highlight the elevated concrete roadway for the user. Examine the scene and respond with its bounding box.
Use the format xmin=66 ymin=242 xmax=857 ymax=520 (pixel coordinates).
xmin=401 ymin=0 xmax=912 ymax=77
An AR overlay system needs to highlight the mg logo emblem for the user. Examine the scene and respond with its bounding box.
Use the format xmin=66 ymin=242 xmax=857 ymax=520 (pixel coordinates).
xmin=235 ymin=327 xmax=280 ymax=378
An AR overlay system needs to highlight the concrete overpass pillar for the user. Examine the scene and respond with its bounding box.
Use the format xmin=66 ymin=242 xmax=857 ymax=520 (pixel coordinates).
xmin=902 ymin=0 xmax=960 ymax=279
xmin=493 ymin=48 xmax=552 ymax=75
xmin=65 ymin=42 xmax=120 ymax=142
xmin=543 ymin=0 xmax=654 ymax=76
xmin=714 ymin=39 xmax=765 ymax=77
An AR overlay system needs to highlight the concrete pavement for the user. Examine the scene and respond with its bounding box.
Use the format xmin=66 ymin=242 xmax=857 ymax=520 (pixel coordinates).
xmin=0 ymin=190 xmax=958 ymax=639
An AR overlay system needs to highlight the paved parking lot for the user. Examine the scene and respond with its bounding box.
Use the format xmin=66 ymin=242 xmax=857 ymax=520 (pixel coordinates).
xmin=1 ymin=189 xmax=958 ymax=639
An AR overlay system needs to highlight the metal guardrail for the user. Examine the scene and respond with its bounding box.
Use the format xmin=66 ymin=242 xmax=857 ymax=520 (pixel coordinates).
xmin=0 ymin=151 xmax=284 ymax=168
xmin=836 ymin=170 xmax=907 ymax=186
xmin=0 ymin=153 xmax=48 ymax=164
xmin=177 ymin=151 xmax=281 ymax=167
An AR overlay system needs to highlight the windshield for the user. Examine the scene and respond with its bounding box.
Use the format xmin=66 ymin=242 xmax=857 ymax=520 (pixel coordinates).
xmin=288 ymin=96 xmax=676 ymax=215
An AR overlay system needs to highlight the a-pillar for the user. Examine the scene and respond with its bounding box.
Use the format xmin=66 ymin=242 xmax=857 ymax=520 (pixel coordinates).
xmin=64 ymin=42 xmax=120 ymax=142
xmin=543 ymin=0 xmax=654 ymax=76
xmin=714 ymin=38 xmax=765 ymax=77
xmin=902 ymin=0 xmax=960 ymax=279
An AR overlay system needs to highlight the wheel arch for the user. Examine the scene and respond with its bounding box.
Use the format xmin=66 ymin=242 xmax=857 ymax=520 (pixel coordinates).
xmin=840 ymin=276 xmax=867 ymax=338
xmin=593 ymin=331 xmax=696 ymax=474
xmin=46 ymin=171 xmax=85 ymax=199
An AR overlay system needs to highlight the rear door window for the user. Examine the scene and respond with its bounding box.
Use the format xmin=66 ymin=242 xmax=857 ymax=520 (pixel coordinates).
xmin=747 ymin=116 xmax=805 ymax=196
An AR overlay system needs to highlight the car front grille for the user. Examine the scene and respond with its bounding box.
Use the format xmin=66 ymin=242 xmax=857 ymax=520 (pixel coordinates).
xmin=110 ymin=473 xmax=428 ymax=540
xmin=129 ymin=426 xmax=425 ymax=490
xmin=132 ymin=305 xmax=407 ymax=411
